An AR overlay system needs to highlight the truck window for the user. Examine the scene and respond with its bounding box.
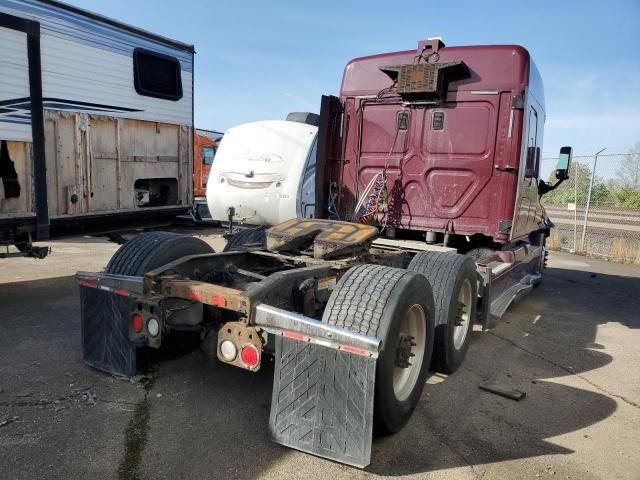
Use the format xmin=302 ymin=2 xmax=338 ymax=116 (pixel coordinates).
xmin=202 ymin=147 xmax=215 ymax=165
xmin=525 ymin=107 xmax=539 ymax=177
xmin=133 ymin=48 xmax=183 ymax=101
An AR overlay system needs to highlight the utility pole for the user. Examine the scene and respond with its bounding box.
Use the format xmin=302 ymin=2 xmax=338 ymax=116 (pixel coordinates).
xmin=573 ymin=162 xmax=577 ymax=252
xmin=581 ymin=147 xmax=606 ymax=251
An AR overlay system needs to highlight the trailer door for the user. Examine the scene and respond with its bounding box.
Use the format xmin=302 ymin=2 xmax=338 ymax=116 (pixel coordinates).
xmin=0 ymin=12 xmax=48 ymax=238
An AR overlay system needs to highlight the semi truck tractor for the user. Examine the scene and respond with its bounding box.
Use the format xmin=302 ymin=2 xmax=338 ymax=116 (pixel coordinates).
xmin=77 ymin=38 xmax=572 ymax=468
xmin=192 ymin=128 xmax=222 ymax=220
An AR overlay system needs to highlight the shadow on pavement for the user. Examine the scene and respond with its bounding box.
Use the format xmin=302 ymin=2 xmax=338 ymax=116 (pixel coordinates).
xmin=0 ymin=260 xmax=638 ymax=479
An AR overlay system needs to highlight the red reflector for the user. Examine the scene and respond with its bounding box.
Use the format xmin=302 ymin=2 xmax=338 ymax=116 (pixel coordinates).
xmin=240 ymin=345 xmax=259 ymax=367
xmin=188 ymin=290 xmax=204 ymax=302
xmin=131 ymin=314 xmax=144 ymax=333
xmin=342 ymin=345 xmax=367 ymax=356
xmin=80 ymin=281 xmax=97 ymax=289
xmin=114 ymin=288 xmax=129 ymax=297
xmin=210 ymin=294 xmax=226 ymax=307
xmin=283 ymin=331 xmax=305 ymax=341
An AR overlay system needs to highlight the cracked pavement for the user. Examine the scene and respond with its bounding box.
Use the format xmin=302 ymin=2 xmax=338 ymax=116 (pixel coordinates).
xmin=0 ymin=231 xmax=638 ymax=480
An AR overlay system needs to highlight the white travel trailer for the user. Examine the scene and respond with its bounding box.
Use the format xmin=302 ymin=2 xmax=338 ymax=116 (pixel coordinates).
xmin=206 ymin=117 xmax=318 ymax=226
xmin=0 ymin=0 xmax=194 ymax=254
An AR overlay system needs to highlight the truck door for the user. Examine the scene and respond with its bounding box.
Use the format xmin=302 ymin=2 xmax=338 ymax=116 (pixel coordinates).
xmin=511 ymin=103 xmax=542 ymax=239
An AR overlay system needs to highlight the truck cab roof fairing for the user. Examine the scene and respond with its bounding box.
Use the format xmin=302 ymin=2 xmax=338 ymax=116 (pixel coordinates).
xmin=341 ymin=45 xmax=530 ymax=97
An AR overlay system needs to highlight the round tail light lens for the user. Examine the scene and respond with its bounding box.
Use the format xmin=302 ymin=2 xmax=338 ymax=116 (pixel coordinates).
xmin=131 ymin=314 xmax=144 ymax=333
xmin=240 ymin=345 xmax=259 ymax=368
xmin=147 ymin=318 xmax=160 ymax=337
xmin=219 ymin=340 xmax=237 ymax=362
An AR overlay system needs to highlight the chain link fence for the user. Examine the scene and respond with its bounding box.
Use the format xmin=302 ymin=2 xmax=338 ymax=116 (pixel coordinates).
xmin=540 ymin=150 xmax=640 ymax=265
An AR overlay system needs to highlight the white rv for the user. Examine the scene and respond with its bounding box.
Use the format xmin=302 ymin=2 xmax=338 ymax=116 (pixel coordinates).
xmin=0 ymin=0 xmax=194 ymax=252
xmin=206 ymin=118 xmax=318 ymax=225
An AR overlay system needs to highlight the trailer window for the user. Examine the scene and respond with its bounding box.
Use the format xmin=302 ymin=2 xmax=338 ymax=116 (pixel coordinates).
xmin=202 ymin=147 xmax=215 ymax=165
xmin=133 ymin=49 xmax=183 ymax=101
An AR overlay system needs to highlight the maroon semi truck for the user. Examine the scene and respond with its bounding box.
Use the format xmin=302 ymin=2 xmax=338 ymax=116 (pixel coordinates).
xmin=77 ymin=38 xmax=571 ymax=468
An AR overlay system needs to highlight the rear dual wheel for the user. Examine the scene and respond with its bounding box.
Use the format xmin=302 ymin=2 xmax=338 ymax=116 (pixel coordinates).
xmin=323 ymin=264 xmax=435 ymax=433
xmin=408 ymin=252 xmax=478 ymax=374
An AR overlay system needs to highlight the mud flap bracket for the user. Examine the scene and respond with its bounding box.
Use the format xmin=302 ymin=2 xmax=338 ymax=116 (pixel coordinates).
xmin=269 ymin=336 xmax=376 ymax=468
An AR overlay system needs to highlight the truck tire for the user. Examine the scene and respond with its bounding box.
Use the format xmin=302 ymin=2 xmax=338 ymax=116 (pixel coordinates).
xmin=407 ymin=252 xmax=478 ymax=374
xmin=223 ymin=226 xmax=267 ymax=252
xmin=322 ymin=264 xmax=435 ymax=434
xmin=106 ymin=231 xmax=214 ymax=276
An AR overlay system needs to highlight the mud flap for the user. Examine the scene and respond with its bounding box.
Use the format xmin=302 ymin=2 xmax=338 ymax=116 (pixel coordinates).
xmin=269 ymin=336 xmax=376 ymax=468
xmin=80 ymin=286 xmax=137 ymax=377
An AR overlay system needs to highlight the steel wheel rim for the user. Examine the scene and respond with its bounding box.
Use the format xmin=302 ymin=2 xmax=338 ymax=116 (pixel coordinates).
xmin=453 ymin=278 xmax=472 ymax=350
xmin=393 ymin=303 xmax=427 ymax=402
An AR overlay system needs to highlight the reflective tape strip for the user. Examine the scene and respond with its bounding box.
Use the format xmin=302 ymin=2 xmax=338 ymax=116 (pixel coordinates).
xmin=341 ymin=345 xmax=367 ymax=356
xmin=283 ymin=331 xmax=306 ymax=341
xmin=211 ymin=294 xmax=226 ymax=307
xmin=278 ymin=330 xmax=374 ymax=357
xmin=79 ymin=280 xmax=129 ymax=297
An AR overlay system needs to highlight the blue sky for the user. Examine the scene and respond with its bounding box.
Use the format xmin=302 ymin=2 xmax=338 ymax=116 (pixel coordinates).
xmin=67 ymin=0 xmax=640 ymax=156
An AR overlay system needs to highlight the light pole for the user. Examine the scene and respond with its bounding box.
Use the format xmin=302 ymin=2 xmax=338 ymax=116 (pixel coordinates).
xmin=581 ymin=147 xmax=606 ymax=251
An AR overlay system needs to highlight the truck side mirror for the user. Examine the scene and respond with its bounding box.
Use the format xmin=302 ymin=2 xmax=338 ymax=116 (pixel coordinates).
xmin=555 ymin=146 xmax=572 ymax=180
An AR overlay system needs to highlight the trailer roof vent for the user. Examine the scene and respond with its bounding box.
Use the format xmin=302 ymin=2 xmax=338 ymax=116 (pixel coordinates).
xmin=379 ymin=62 xmax=469 ymax=102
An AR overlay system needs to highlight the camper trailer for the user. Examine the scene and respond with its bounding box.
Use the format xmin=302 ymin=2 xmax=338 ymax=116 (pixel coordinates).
xmin=0 ymin=0 xmax=194 ymax=254
xmin=205 ymin=113 xmax=319 ymax=225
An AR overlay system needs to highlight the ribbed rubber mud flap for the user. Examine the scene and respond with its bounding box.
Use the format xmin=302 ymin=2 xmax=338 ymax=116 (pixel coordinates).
xmin=269 ymin=337 xmax=376 ymax=468
xmin=80 ymin=286 xmax=137 ymax=377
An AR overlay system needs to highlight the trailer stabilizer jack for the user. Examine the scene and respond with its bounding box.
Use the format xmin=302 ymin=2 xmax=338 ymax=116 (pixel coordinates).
xmin=269 ymin=336 xmax=376 ymax=468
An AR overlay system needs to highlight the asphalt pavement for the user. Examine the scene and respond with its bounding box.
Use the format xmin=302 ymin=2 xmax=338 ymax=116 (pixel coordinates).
xmin=0 ymin=230 xmax=638 ymax=480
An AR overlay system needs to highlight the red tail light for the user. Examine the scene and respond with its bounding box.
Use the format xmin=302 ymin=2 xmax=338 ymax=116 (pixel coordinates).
xmin=131 ymin=314 xmax=144 ymax=333
xmin=240 ymin=345 xmax=259 ymax=368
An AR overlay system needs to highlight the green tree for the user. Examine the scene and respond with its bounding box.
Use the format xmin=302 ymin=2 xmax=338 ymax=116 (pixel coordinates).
xmin=543 ymin=161 xmax=594 ymax=205
xmin=615 ymin=143 xmax=640 ymax=190
xmin=614 ymin=186 xmax=640 ymax=209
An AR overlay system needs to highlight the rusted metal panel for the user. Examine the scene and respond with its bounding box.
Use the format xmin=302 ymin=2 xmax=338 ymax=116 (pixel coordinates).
xmin=216 ymin=321 xmax=263 ymax=371
xmin=155 ymin=277 xmax=249 ymax=313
